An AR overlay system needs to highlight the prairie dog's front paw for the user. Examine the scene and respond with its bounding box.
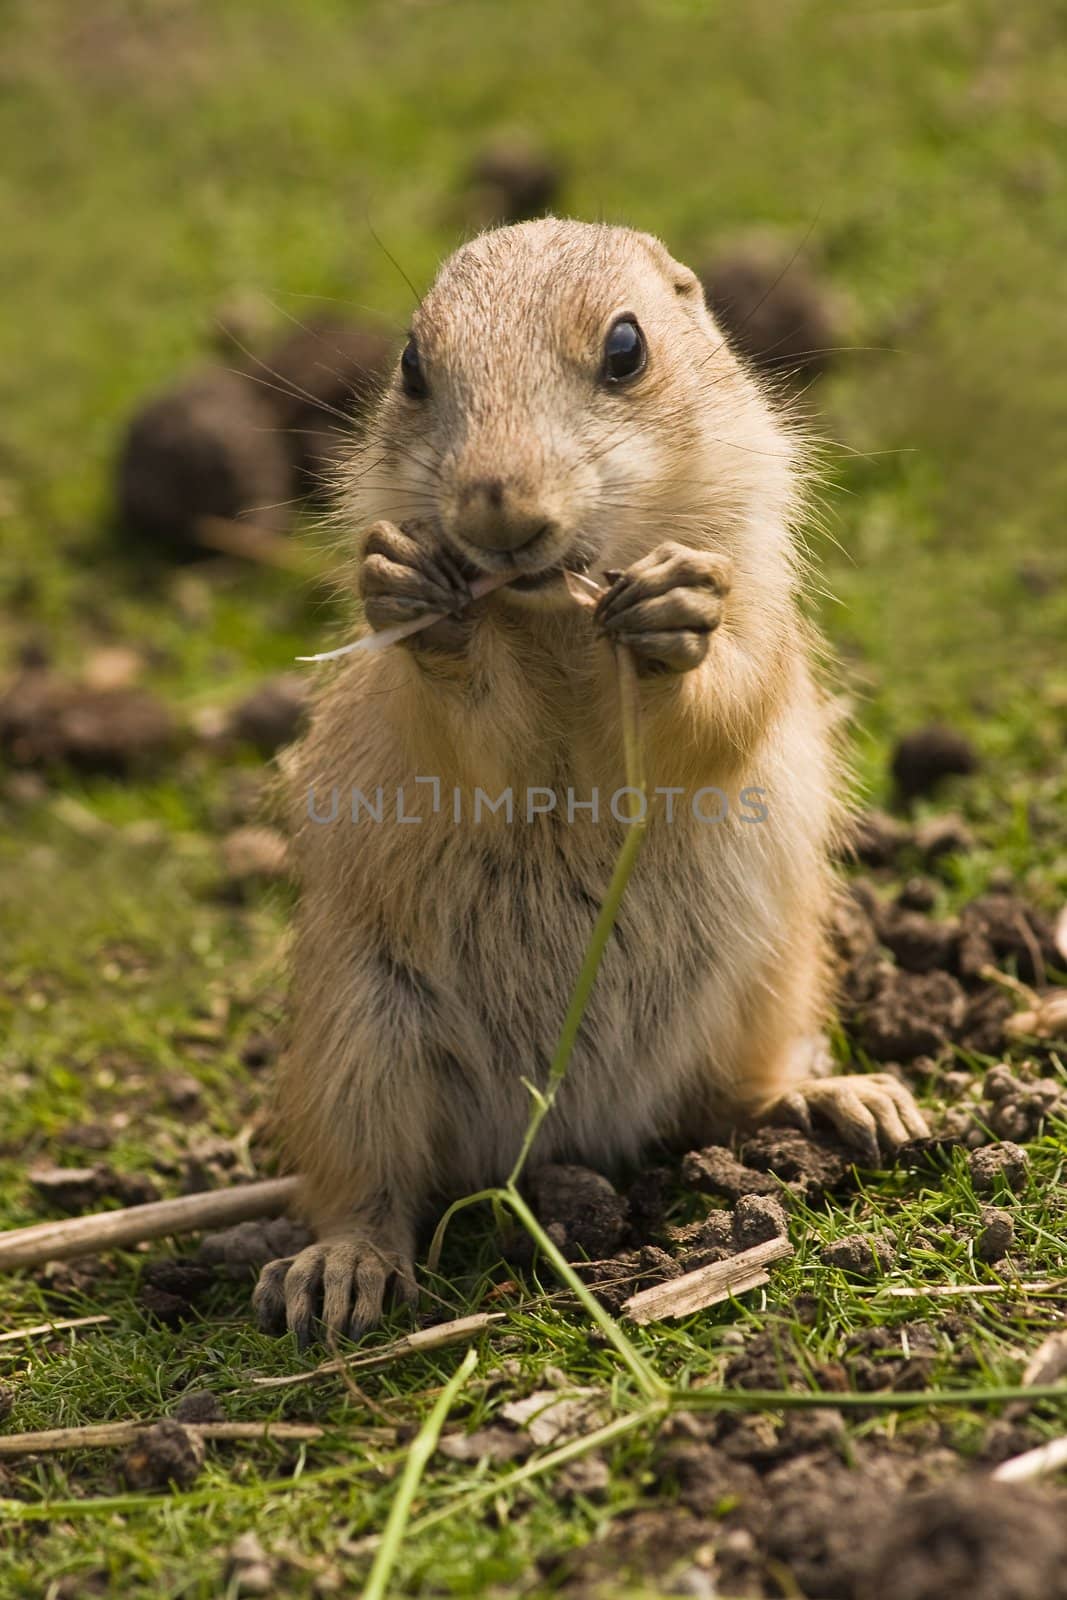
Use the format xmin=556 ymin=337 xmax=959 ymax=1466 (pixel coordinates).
xmin=593 ymin=541 xmax=732 ymax=674
xmin=359 ymin=519 xmax=473 ymax=653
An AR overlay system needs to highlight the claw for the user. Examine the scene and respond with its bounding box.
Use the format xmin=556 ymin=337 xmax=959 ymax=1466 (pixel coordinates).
xmin=253 ymin=1236 xmax=417 ymax=1348
xmin=251 ymin=1255 xmax=292 ymax=1336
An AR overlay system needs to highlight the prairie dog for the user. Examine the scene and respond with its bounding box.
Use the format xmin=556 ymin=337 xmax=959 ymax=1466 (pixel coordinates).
xmin=254 ymin=219 xmax=927 ymax=1345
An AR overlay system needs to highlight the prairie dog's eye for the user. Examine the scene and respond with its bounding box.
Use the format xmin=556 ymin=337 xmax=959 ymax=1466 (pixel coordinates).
xmin=602 ymin=317 xmax=646 ymax=384
xmin=400 ymin=337 xmax=427 ymax=399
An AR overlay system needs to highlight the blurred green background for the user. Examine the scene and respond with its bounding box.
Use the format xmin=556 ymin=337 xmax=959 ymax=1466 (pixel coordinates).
xmin=2 ymin=0 xmax=1066 ymax=746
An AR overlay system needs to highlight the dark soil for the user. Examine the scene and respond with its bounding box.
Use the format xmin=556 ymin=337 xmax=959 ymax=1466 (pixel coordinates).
xmin=170 ymin=1390 xmax=224 ymax=1424
xmin=530 ymin=1163 xmax=629 ymax=1260
xmin=891 ymin=723 xmax=979 ymax=802
xmin=0 ymin=673 xmax=176 ymax=773
xmin=195 ymin=1216 xmax=313 ymax=1275
xmin=226 ymin=673 xmax=309 ymax=756
xmin=462 ymin=135 xmax=564 ymax=227
xmin=967 ymin=1140 xmax=1030 ymax=1194
xmin=820 ymin=1232 xmax=895 ymax=1276
xmin=699 ymin=245 xmax=839 ymax=383
xmin=121 ymin=1420 xmax=205 ymax=1491
xmin=569 ymin=1418 xmax=1067 ymax=1599
xmin=256 ymin=317 xmax=394 ymax=494
xmin=116 ymin=368 xmax=294 ymax=556
xmin=29 ymin=1163 xmax=159 ymax=1212
xmin=863 ymin=1479 xmax=1067 ymax=1600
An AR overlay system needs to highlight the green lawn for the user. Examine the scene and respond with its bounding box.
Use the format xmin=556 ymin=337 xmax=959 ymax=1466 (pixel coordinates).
xmin=1 ymin=2 xmax=1066 ymax=1595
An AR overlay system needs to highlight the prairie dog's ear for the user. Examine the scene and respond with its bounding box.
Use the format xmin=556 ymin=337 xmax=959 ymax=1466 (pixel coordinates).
xmin=634 ymin=231 xmax=703 ymax=302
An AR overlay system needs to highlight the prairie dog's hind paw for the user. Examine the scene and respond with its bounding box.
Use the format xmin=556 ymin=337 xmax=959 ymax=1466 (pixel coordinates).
xmin=252 ymin=1236 xmax=417 ymax=1350
xmin=773 ymin=1073 xmax=929 ymax=1168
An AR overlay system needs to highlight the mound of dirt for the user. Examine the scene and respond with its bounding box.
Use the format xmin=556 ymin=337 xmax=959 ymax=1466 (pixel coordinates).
xmin=463 ymin=135 xmax=564 ymax=226
xmin=226 ymin=673 xmax=309 ymax=756
xmin=531 ymin=1164 xmax=630 ymax=1260
xmin=863 ymin=1479 xmax=1067 ymax=1600
xmin=0 ymin=672 xmax=176 ymax=773
xmin=117 ymin=369 xmax=294 ymax=557
xmin=257 ymin=317 xmax=394 ymax=494
xmin=121 ymin=1420 xmax=204 ymax=1491
xmin=891 ymin=723 xmax=979 ymax=802
xmin=699 ymin=245 xmax=839 ymax=383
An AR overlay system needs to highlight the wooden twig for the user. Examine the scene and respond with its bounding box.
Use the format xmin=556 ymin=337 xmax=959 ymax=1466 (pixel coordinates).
xmin=0 ymin=1420 xmax=330 ymax=1457
xmin=195 ymin=516 xmax=334 ymax=579
xmin=0 ymin=1314 xmax=112 ymax=1345
xmin=992 ymin=1436 xmax=1067 ymax=1484
xmin=623 ymin=1237 xmax=794 ymax=1325
xmin=878 ymin=1279 xmax=1067 ymax=1300
xmin=250 ymin=1311 xmax=504 ymax=1390
xmin=0 ymin=1177 xmax=299 ymax=1272
xmin=1022 ymin=1331 xmax=1067 ymax=1388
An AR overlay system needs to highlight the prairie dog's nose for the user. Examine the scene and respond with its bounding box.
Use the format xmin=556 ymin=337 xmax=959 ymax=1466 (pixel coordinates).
xmin=456 ymin=476 xmax=553 ymax=553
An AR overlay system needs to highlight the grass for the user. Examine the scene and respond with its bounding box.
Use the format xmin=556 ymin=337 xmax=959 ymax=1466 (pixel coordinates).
xmin=1 ymin=0 xmax=1067 ymax=1594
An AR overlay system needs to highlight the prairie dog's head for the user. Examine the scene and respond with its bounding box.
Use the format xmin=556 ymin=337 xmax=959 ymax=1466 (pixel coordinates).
xmin=349 ymin=219 xmax=801 ymax=606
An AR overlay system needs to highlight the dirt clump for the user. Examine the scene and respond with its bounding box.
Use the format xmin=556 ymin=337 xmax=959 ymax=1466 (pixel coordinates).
xmin=680 ymin=1142 xmax=779 ymax=1202
xmin=731 ymin=1193 xmax=789 ymax=1249
xmin=914 ymin=811 xmax=975 ymax=860
xmin=546 ymin=1507 xmax=714 ymax=1597
xmin=463 ymin=135 xmax=564 ymax=227
xmin=699 ymin=245 xmax=839 ymax=383
xmin=29 ymin=1163 xmax=159 ymax=1213
xmin=968 ymin=1140 xmax=1030 ymax=1194
xmin=117 ymin=368 xmax=294 ymax=556
xmin=139 ymin=1259 xmax=217 ymax=1324
xmin=983 ymin=1063 xmax=1067 ymax=1141
xmin=625 ymin=1164 xmax=673 ymax=1241
xmin=876 ymin=906 xmax=959 ymax=974
xmin=861 ymin=1478 xmax=1067 ymax=1600
xmin=855 ymin=967 xmax=967 ymax=1061
xmin=843 ymin=1321 xmax=939 ymax=1391
xmin=0 ymin=673 xmax=176 ymax=773
xmin=896 ymin=876 xmax=938 ymax=912
xmin=956 ymin=984 xmax=1015 ymax=1056
xmin=256 ymin=317 xmax=394 ymax=494
xmin=171 ymin=1389 xmax=223 ymax=1424
xmin=227 ymin=673 xmax=309 ymax=755
xmin=195 ymin=1215 xmax=313 ymax=1275
xmin=666 ymin=1210 xmax=734 ymax=1270
xmin=121 ymin=1419 xmax=205 ymax=1491
xmin=821 ymin=1232 xmax=895 ymax=1276
xmin=738 ymin=1125 xmax=852 ymax=1199
xmin=976 ymin=1205 xmax=1014 ymax=1261
xmin=891 ymin=723 xmax=979 ymax=802
xmin=956 ymin=893 xmax=1059 ymax=986
xmin=846 ymin=808 xmax=912 ymax=868
xmin=531 ymin=1164 xmax=629 ymax=1260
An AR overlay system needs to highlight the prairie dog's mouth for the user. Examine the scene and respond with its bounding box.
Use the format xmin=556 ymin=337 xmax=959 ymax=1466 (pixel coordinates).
xmin=450 ymin=533 xmax=594 ymax=594
xmin=508 ymin=564 xmax=570 ymax=591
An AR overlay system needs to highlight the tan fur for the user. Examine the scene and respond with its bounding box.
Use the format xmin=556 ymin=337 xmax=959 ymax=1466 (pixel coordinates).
xmin=257 ymin=220 xmax=923 ymax=1340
